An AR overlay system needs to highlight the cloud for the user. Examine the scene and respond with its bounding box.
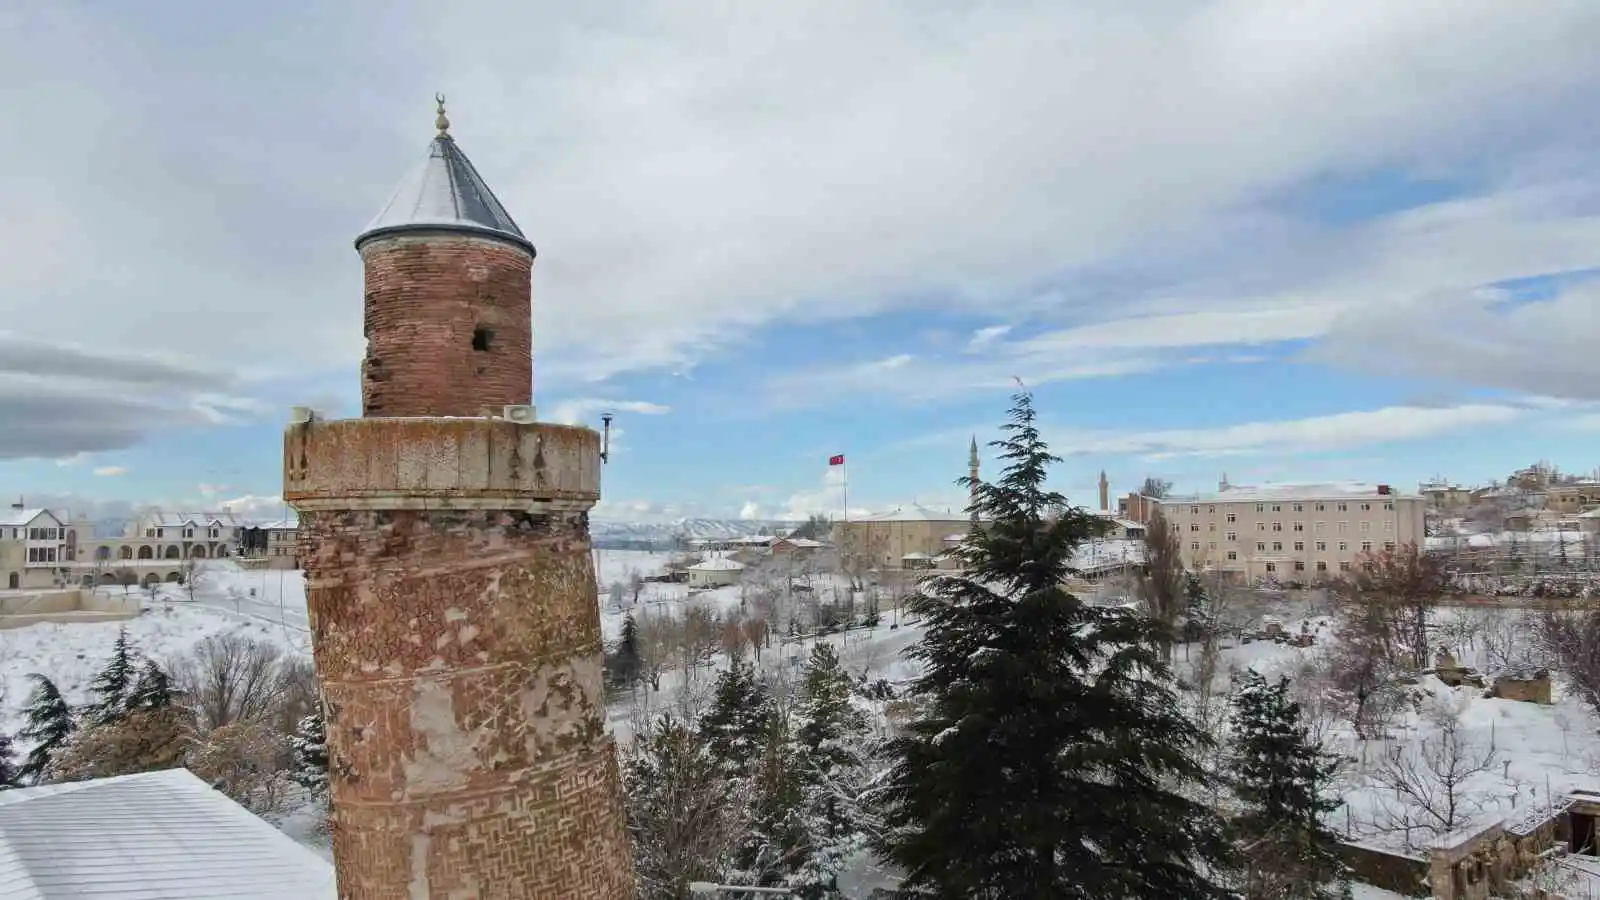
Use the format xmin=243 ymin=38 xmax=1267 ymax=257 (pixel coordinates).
xmin=92 ymin=466 xmax=127 ymax=477
xmin=737 ymin=501 xmax=763 ymax=520
xmin=7 ymin=1 xmax=1600 ymax=398
xmin=1312 ymin=278 xmax=1600 ymax=401
xmin=1047 ymin=403 xmax=1528 ymax=460
xmin=965 ymin=325 xmax=1012 ymax=352
xmin=543 ymin=398 xmax=671 ymax=426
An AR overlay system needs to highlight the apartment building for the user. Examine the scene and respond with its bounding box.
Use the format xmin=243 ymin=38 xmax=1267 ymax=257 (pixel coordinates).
xmin=1159 ymin=482 xmax=1426 ymax=583
xmin=238 ymin=519 xmax=299 ymax=569
xmin=0 ymin=507 xmax=70 ymax=590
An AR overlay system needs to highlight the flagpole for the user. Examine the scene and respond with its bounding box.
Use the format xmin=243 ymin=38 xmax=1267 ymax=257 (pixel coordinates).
xmin=842 ymin=459 xmax=849 ymax=523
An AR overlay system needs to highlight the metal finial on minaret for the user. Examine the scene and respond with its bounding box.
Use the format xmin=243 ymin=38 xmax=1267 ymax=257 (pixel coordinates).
xmin=434 ymin=93 xmax=451 ymax=137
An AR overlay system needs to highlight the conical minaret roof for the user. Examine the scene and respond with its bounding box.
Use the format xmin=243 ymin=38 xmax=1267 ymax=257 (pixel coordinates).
xmin=355 ymin=96 xmax=534 ymax=255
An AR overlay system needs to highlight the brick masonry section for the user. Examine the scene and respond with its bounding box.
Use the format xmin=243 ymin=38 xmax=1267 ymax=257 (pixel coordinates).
xmin=361 ymin=234 xmax=534 ymax=418
xmin=299 ymin=507 xmax=635 ymax=899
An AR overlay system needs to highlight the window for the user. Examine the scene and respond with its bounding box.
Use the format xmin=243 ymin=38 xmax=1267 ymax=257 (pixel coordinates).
xmin=1191 ymin=506 xmax=1200 ymax=514
xmin=1360 ymin=502 xmax=1372 ymax=511
xmin=1316 ymin=541 xmax=1327 ymax=551
xmin=1256 ymin=542 xmax=1266 ymax=552
xmin=1359 ymin=521 xmax=1371 ymax=533
xmin=1384 ymin=521 xmax=1393 ymax=532
xmin=1361 ymin=540 xmax=1373 ymax=552
xmin=1315 ymin=521 xmax=1326 ymax=532
xmin=1272 ymin=541 xmax=1283 ymax=551
xmin=1317 ymin=561 xmax=1328 ymax=572
xmin=1294 ymin=561 xmax=1306 ymax=572
xmin=1190 ymin=542 xmax=1200 ymax=551
xmin=1208 ymin=522 xmax=1216 ymax=532
xmin=1208 ymin=541 xmax=1217 ymax=550
xmin=158 ymin=528 xmax=165 ymax=538
xmin=1338 ymin=541 xmax=1348 ymax=551
xmin=1383 ymin=501 xmax=1394 ymax=511
xmin=1339 ymin=561 xmax=1352 ymax=571
xmin=1293 ymin=522 xmax=1305 ymax=532
xmin=472 ymin=326 xmax=494 ymax=352
xmin=1272 ymin=504 xmax=1282 ymax=512
xmin=1384 ymin=541 xmax=1395 ymax=552
xmin=209 ymin=528 xmax=219 ymax=538
xmin=1255 ymin=503 xmax=1265 ymax=513
xmin=145 ymin=529 xmax=155 ymax=538
xmin=1315 ymin=503 xmax=1326 ymax=512
xmin=1207 ymin=505 xmax=1215 ymax=514
xmin=184 ymin=528 xmax=194 ymax=538
xmin=1226 ymin=532 xmax=1238 ymax=542
xmin=1265 ymin=562 xmax=1277 ymax=573
xmin=1226 ymin=551 xmax=1238 ymax=561
xmin=1272 ymin=522 xmax=1283 ymax=532
xmin=1190 ymin=524 xmax=1200 ymax=532
xmin=1257 ymin=522 xmax=1266 ymax=531
xmin=1337 ymin=503 xmax=1348 ymax=512
xmin=1170 ymin=523 xmax=1179 ymax=533
xmin=1293 ymin=503 xmax=1304 ymax=512
xmin=1226 ymin=513 xmax=1236 ymax=523
xmin=1294 ymin=541 xmax=1304 ymax=551
xmin=1337 ymin=522 xmax=1348 ymax=532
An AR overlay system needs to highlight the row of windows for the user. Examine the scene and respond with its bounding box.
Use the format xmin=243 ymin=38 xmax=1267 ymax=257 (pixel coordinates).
xmin=143 ymin=528 xmax=223 ymax=539
xmin=1213 ymin=552 xmax=1358 ymax=573
xmin=1190 ymin=540 xmax=1393 ymax=554
xmin=1184 ymin=520 xmax=1394 ymax=534
xmin=26 ymin=547 xmax=58 ymax=563
xmin=25 ymin=527 xmax=61 ymax=541
xmin=1181 ymin=501 xmax=1396 ymax=514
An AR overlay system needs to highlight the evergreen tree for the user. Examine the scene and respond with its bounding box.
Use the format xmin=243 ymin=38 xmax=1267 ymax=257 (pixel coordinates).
xmin=17 ymin=674 xmax=74 ymax=785
xmin=791 ymin=641 xmax=873 ymax=897
xmin=872 ymin=392 xmax=1235 ymax=898
xmin=85 ymin=628 xmax=136 ymax=724
xmin=127 ymin=659 xmax=176 ymax=711
xmin=615 ymin=613 xmax=643 ymax=692
xmin=290 ymin=711 xmax=330 ymax=796
xmin=1183 ymin=572 xmax=1211 ymax=643
xmin=700 ymin=654 xmax=775 ymax=777
xmin=734 ymin=716 xmax=811 ymax=890
xmin=0 ymin=729 xmax=17 ymax=789
xmin=1229 ymin=670 xmax=1349 ymax=900
xmin=624 ymin=714 xmax=746 ymax=898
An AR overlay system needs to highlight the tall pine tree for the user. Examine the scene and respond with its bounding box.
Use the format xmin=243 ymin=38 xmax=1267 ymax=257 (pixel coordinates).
xmin=127 ymin=659 xmax=176 ymax=711
xmin=0 ymin=728 xmax=17 ymax=789
xmin=17 ymin=674 xmax=74 ymax=785
xmin=700 ymin=654 xmax=776 ymax=778
xmin=1229 ymin=669 xmax=1349 ymax=900
xmin=791 ymin=641 xmax=872 ymax=896
xmin=615 ymin=613 xmax=643 ymax=693
xmin=86 ymin=627 xmax=136 ymax=725
xmin=872 ymin=392 xmax=1235 ymax=898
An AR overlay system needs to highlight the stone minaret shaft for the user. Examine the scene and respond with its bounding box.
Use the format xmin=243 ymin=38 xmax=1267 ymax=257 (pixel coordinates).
xmin=968 ymin=436 xmax=980 ymax=524
xmin=1099 ymin=470 xmax=1110 ymax=512
xmin=285 ymin=99 xmax=635 ymax=899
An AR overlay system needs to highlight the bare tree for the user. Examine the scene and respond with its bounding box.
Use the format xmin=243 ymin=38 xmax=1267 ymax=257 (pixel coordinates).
xmin=834 ymin=524 xmax=887 ymax=592
xmin=182 ymin=559 xmax=205 ymax=601
xmin=636 ymin=611 xmax=678 ymax=693
xmin=116 ymin=568 xmax=139 ymax=593
xmin=1140 ymin=476 xmax=1172 ymax=499
xmin=1371 ymin=700 xmax=1500 ymax=848
xmin=174 ymin=633 xmax=293 ymax=731
xmin=1339 ymin=542 xmax=1449 ymax=669
xmin=1327 ymin=607 xmax=1403 ymax=741
xmin=1539 ymin=607 xmax=1600 ymax=717
xmin=187 ymin=718 xmax=294 ymax=814
xmin=1137 ymin=508 xmax=1183 ymax=659
xmin=629 ymin=571 xmax=647 ymax=606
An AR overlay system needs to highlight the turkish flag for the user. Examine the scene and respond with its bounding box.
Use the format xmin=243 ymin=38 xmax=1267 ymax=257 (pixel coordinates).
xmin=829 ymin=454 xmax=845 ymax=466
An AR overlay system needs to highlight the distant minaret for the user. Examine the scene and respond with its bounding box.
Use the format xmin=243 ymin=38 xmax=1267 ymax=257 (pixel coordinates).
xmin=969 ymin=436 xmax=980 ymax=524
xmin=1098 ymin=470 xmax=1110 ymax=512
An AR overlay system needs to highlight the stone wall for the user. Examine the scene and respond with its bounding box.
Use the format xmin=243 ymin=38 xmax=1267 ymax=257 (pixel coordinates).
xmin=1340 ymin=840 xmax=1429 ymax=896
xmin=0 ymin=589 xmax=141 ymax=628
xmin=360 ymin=234 xmax=534 ymax=418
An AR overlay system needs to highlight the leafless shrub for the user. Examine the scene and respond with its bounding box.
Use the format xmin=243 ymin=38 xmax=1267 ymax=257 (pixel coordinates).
xmin=52 ymin=706 xmax=196 ymax=782
xmin=1538 ymin=608 xmax=1600 ymax=716
xmin=1326 ymin=611 xmax=1404 ymax=741
xmin=187 ymin=717 xmax=295 ymax=814
xmin=1336 ymin=542 xmax=1450 ymax=669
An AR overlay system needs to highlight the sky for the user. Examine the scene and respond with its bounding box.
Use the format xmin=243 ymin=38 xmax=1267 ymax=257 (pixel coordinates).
xmin=3 ymin=1 xmax=1600 ymax=524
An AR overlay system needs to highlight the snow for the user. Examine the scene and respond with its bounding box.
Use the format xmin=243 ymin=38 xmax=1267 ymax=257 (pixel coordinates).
xmin=1173 ymin=482 xmax=1413 ymax=503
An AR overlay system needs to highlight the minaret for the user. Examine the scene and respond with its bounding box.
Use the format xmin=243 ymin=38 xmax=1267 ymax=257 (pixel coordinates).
xmin=1098 ymin=470 xmax=1110 ymax=512
xmin=968 ymin=435 xmax=980 ymax=524
xmin=285 ymin=97 xmax=635 ymax=899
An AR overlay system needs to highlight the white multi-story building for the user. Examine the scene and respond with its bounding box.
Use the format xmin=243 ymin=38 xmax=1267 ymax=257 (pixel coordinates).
xmin=1159 ymin=482 xmax=1427 ymax=582
xmin=0 ymin=507 xmax=70 ymax=590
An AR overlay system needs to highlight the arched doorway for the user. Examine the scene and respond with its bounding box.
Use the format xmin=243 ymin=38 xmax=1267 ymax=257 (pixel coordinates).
xmin=190 ymin=545 xmax=208 ymax=559
xmin=119 ymin=546 xmax=133 ymax=560
xmin=142 ymin=573 xmax=160 ymax=587
xmin=95 ymin=546 xmax=111 ymax=562
xmin=99 ymin=573 xmax=118 ymax=585
xmin=138 ymin=545 xmax=153 ymax=560
xmin=165 ymin=571 xmax=181 ymax=582
xmin=6 ymin=573 xmax=17 ymax=589
xmin=165 ymin=546 xmax=180 ymax=559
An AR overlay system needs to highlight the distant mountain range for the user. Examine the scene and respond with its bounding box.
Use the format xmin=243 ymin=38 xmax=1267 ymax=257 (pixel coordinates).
xmin=590 ymin=517 xmax=801 ymax=549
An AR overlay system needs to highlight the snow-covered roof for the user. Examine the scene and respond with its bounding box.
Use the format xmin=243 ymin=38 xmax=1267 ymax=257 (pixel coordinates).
xmin=774 ymin=537 xmax=824 ymax=548
xmin=0 ymin=768 xmax=335 ymax=899
xmin=858 ymin=504 xmax=970 ymax=523
xmin=1092 ymin=513 xmax=1144 ymax=531
xmin=900 ymin=552 xmax=933 ymax=560
xmin=356 ymin=124 xmax=531 ymax=254
xmin=689 ymin=557 xmax=745 ymax=572
xmin=0 ymin=508 xmax=54 ymax=528
xmin=1072 ymin=538 xmax=1145 ymax=573
xmin=1165 ymin=481 xmax=1416 ymax=503
xmin=254 ymin=518 xmax=299 ymax=531
xmin=141 ymin=511 xmax=245 ymax=529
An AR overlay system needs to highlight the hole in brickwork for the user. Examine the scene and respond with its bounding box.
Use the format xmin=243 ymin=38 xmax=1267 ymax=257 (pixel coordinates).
xmin=472 ymin=326 xmax=494 ymax=352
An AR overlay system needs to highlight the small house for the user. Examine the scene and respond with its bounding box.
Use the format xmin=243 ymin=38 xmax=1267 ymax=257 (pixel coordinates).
xmin=687 ymin=556 xmax=745 ymax=588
